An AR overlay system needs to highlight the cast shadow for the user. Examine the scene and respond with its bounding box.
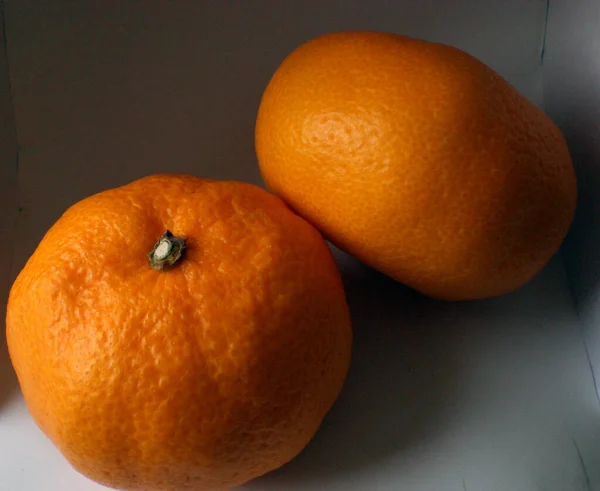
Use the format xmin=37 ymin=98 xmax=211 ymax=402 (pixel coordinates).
xmin=243 ymin=248 xmax=574 ymax=489
xmin=0 ymin=325 xmax=18 ymax=408
xmin=243 ymin=248 xmax=468 ymax=488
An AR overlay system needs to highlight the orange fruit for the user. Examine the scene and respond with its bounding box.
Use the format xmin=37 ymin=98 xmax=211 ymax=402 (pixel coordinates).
xmin=6 ymin=174 xmax=352 ymax=491
xmin=255 ymin=31 xmax=577 ymax=300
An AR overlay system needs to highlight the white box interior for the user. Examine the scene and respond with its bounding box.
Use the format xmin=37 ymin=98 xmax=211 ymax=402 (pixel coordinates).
xmin=1 ymin=1 xmax=599 ymax=490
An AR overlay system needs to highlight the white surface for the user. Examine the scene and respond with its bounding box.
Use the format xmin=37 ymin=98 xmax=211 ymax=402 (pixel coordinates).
xmin=1 ymin=1 xmax=599 ymax=491
xmin=544 ymin=0 xmax=600 ymax=403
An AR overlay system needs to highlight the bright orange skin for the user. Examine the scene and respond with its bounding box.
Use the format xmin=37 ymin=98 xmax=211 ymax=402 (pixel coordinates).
xmin=6 ymin=175 xmax=352 ymax=491
xmin=256 ymin=31 xmax=577 ymax=300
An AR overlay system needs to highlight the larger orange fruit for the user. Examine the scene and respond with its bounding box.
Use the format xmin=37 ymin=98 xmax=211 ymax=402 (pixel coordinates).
xmin=256 ymin=31 xmax=577 ymax=300
xmin=6 ymin=174 xmax=352 ymax=491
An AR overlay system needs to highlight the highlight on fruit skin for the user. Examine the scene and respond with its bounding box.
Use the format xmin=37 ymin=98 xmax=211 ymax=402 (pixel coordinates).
xmin=6 ymin=174 xmax=352 ymax=491
xmin=255 ymin=30 xmax=577 ymax=301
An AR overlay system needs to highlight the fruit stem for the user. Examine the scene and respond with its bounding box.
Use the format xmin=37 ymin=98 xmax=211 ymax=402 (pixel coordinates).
xmin=148 ymin=230 xmax=186 ymax=271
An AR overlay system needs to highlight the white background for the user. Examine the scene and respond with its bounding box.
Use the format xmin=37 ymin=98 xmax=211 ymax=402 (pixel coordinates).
xmin=1 ymin=1 xmax=599 ymax=490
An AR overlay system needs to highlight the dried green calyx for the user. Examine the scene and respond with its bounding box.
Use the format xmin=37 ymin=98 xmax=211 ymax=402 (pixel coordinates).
xmin=148 ymin=230 xmax=186 ymax=271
